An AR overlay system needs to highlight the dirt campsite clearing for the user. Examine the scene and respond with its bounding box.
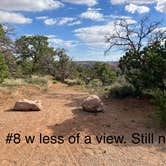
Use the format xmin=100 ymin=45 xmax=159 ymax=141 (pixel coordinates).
xmin=0 ymin=83 xmax=166 ymax=166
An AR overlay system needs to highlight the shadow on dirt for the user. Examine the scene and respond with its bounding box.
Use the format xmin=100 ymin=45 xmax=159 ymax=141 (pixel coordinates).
xmin=4 ymin=109 xmax=40 ymax=112
xmin=47 ymin=94 xmax=166 ymax=151
xmin=48 ymin=108 xmax=104 ymax=136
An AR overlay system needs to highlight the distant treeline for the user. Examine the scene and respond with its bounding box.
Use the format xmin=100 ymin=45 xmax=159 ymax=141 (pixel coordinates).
xmin=0 ymin=24 xmax=118 ymax=85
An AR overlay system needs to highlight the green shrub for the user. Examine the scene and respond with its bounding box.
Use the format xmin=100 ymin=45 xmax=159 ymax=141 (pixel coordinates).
xmin=92 ymin=62 xmax=117 ymax=85
xmin=0 ymin=53 xmax=9 ymax=83
xmin=105 ymin=76 xmax=136 ymax=99
xmin=1 ymin=78 xmax=27 ymax=87
xmin=25 ymin=76 xmax=48 ymax=86
xmin=152 ymin=89 xmax=166 ymax=127
xmin=88 ymin=79 xmax=103 ymax=88
xmin=65 ymin=79 xmax=85 ymax=86
xmin=103 ymin=76 xmax=134 ymax=99
xmin=108 ymin=81 xmax=135 ymax=99
xmin=65 ymin=79 xmax=77 ymax=86
xmin=52 ymin=80 xmax=58 ymax=84
xmin=76 ymin=79 xmax=85 ymax=86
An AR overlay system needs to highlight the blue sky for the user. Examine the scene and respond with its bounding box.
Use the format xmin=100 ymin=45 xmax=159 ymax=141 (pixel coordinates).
xmin=0 ymin=0 xmax=165 ymax=61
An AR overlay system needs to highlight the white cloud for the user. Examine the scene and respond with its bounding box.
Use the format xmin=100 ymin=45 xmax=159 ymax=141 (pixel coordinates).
xmin=58 ymin=17 xmax=75 ymax=25
xmin=62 ymin=0 xmax=97 ymax=6
xmin=47 ymin=35 xmax=77 ymax=48
xmin=0 ymin=10 xmax=32 ymax=24
xmin=74 ymin=18 xmax=136 ymax=48
xmin=74 ymin=23 xmax=116 ymax=47
xmin=36 ymin=16 xmax=48 ymax=20
xmin=80 ymin=8 xmax=104 ymax=21
xmin=111 ymin=0 xmax=156 ymax=5
xmin=155 ymin=0 xmax=166 ymax=13
xmin=111 ymin=0 xmax=126 ymax=4
xmin=110 ymin=0 xmax=166 ymax=13
xmin=44 ymin=18 xmax=57 ymax=25
xmin=109 ymin=15 xmax=132 ymax=20
xmin=80 ymin=9 xmax=135 ymax=22
xmin=68 ymin=20 xmax=81 ymax=26
xmin=125 ymin=3 xmax=150 ymax=14
xmin=0 ymin=0 xmax=63 ymax=12
xmin=153 ymin=26 xmax=166 ymax=33
xmin=44 ymin=17 xmax=81 ymax=26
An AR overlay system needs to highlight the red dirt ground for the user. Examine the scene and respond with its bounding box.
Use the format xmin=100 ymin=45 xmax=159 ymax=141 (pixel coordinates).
xmin=0 ymin=83 xmax=166 ymax=166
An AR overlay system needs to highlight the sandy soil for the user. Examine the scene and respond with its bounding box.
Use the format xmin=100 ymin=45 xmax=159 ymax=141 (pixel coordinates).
xmin=0 ymin=83 xmax=166 ymax=166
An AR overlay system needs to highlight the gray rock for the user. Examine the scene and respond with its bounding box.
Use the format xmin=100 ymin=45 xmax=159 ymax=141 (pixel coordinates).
xmin=14 ymin=99 xmax=42 ymax=111
xmin=82 ymin=95 xmax=104 ymax=112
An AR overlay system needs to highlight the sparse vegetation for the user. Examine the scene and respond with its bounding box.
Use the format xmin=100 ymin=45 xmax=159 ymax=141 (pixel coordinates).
xmin=1 ymin=76 xmax=48 ymax=90
xmin=104 ymin=76 xmax=135 ymax=99
xmin=108 ymin=83 xmax=135 ymax=99
xmin=25 ymin=76 xmax=48 ymax=86
xmin=152 ymin=89 xmax=166 ymax=127
xmin=88 ymin=79 xmax=103 ymax=88
xmin=1 ymin=78 xmax=27 ymax=87
xmin=0 ymin=53 xmax=9 ymax=83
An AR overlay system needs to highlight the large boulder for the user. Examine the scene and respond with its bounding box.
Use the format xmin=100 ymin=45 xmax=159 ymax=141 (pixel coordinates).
xmin=82 ymin=95 xmax=104 ymax=112
xmin=14 ymin=99 xmax=42 ymax=111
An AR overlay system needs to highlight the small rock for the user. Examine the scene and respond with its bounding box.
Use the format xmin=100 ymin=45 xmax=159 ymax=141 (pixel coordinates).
xmin=106 ymin=124 xmax=111 ymax=128
xmin=131 ymin=120 xmax=136 ymax=123
xmin=82 ymin=95 xmax=104 ymax=113
xmin=103 ymin=150 xmax=106 ymax=154
xmin=14 ymin=99 xmax=42 ymax=111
